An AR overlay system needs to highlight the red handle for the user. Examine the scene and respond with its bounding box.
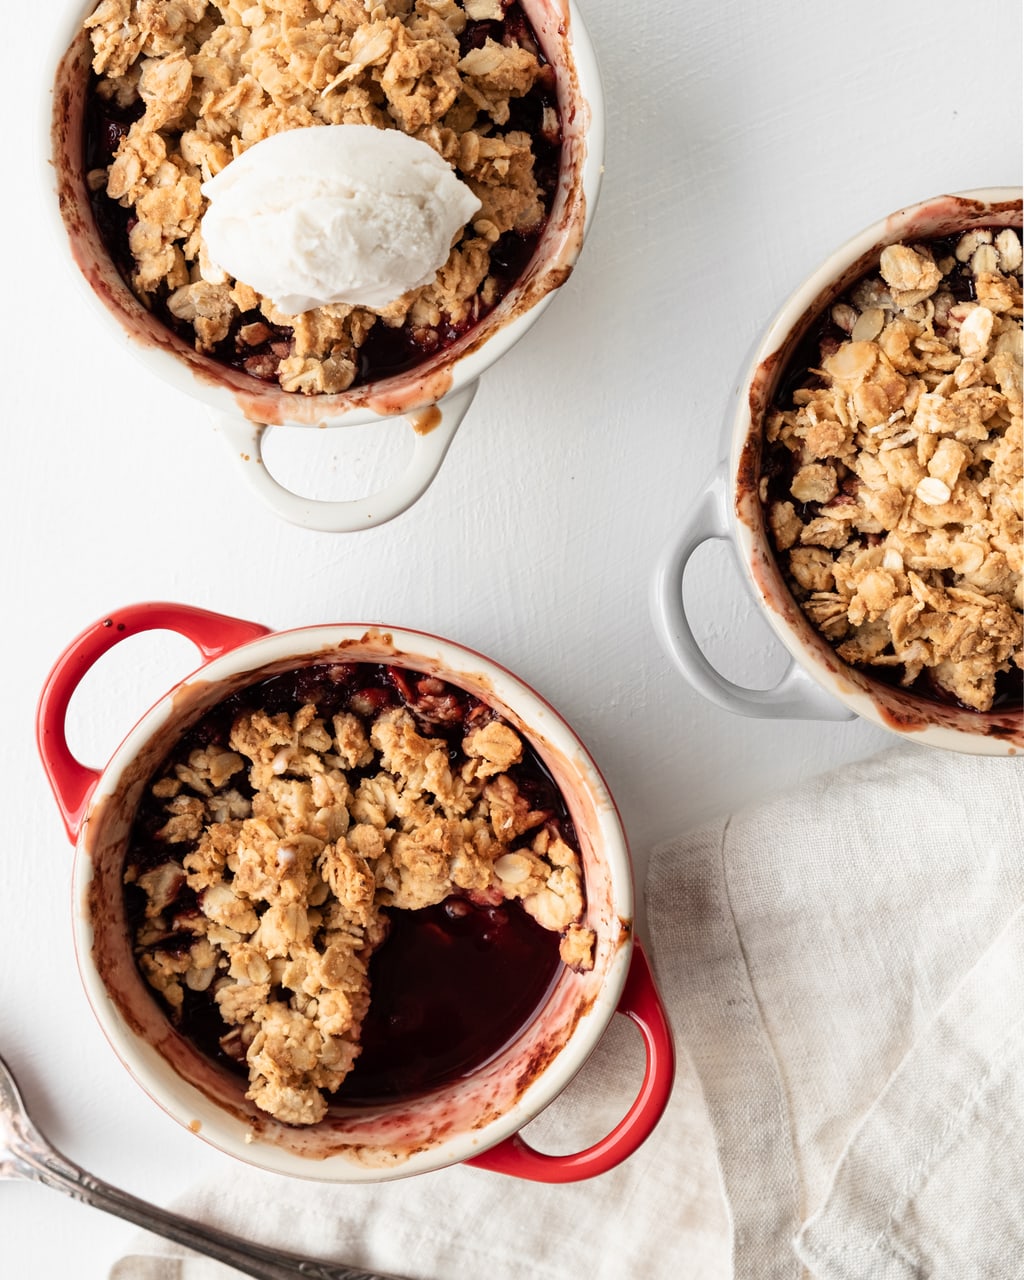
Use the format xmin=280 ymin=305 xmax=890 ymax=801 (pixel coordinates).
xmin=36 ymin=602 xmax=270 ymax=842
xmin=465 ymin=941 xmax=675 ymax=1182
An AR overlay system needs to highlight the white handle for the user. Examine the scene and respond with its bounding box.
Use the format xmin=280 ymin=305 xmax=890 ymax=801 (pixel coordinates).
xmin=213 ymin=381 xmax=478 ymax=532
xmin=650 ymin=463 xmax=854 ymax=721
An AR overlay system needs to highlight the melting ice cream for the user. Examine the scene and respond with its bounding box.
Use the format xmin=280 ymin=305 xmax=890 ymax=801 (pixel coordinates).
xmin=200 ymin=125 xmax=482 ymax=314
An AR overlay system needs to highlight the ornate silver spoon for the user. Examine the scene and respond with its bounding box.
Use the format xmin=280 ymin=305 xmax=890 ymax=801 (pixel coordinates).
xmin=0 ymin=1052 xmax=410 ymax=1280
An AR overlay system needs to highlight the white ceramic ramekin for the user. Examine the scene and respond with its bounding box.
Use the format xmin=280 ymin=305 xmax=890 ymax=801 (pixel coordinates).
xmin=652 ymin=189 xmax=1023 ymax=754
xmin=45 ymin=1 xmax=604 ymax=531
xmin=37 ymin=603 xmax=673 ymax=1183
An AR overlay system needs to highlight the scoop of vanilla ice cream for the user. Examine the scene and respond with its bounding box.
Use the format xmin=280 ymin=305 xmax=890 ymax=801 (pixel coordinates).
xmin=199 ymin=125 xmax=482 ymax=315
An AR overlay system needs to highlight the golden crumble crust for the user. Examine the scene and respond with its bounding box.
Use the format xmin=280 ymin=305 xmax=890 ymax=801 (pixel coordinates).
xmin=84 ymin=0 xmax=553 ymax=393
xmin=763 ymin=226 xmax=1023 ymax=712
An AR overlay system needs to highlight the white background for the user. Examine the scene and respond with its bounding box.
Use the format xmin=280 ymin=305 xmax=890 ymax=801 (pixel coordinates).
xmin=3 ymin=0 xmax=1021 ymax=1275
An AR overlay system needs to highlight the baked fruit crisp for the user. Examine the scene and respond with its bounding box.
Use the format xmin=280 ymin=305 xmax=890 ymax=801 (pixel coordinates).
xmin=123 ymin=661 xmax=596 ymax=1126
xmin=762 ymin=227 xmax=1023 ymax=713
xmin=82 ymin=0 xmax=562 ymax=393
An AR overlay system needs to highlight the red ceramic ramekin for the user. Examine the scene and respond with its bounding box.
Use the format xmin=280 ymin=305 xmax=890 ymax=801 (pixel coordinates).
xmin=37 ymin=603 xmax=673 ymax=1183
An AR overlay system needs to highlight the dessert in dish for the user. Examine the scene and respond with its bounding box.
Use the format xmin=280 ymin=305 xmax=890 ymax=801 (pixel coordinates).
xmin=82 ymin=0 xmax=563 ymax=393
xmin=762 ymin=226 xmax=1023 ymax=713
xmin=123 ymin=660 xmax=596 ymax=1126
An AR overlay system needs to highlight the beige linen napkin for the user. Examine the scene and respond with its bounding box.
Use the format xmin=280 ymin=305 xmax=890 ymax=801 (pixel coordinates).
xmin=647 ymin=743 xmax=1024 ymax=1280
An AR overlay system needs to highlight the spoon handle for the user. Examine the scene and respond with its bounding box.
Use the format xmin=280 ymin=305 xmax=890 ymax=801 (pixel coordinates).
xmin=8 ymin=1131 xmax=409 ymax=1280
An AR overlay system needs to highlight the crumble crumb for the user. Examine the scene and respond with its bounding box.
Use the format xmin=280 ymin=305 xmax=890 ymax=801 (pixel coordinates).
xmin=763 ymin=225 xmax=1023 ymax=711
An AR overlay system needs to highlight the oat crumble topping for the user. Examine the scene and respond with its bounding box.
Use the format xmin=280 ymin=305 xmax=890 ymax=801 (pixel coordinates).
xmin=125 ymin=664 xmax=595 ymax=1126
xmin=762 ymin=226 xmax=1023 ymax=712
xmin=83 ymin=0 xmax=558 ymax=393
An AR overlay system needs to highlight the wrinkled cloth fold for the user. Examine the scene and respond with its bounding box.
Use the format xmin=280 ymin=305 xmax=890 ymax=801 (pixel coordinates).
xmin=647 ymin=743 xmax=1024 ymax=1280
xmin=795 ymin=906 xmax=1024 ymax=1279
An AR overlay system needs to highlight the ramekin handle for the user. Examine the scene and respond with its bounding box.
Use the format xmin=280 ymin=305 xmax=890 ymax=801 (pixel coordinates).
xmin=213 ymin=381 xmax=478 ymax=533
xmin=650 ymin=464 xmax=852 ymax=721
xmin=464 ymin=942 xmax=675 ymax=1183
xmin=35 ymin=603 xmax=270 ymax=841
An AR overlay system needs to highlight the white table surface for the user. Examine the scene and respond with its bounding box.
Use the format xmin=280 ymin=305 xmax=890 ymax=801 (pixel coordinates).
xmin=4 ymin=1 xmax=1020 ymax=1275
